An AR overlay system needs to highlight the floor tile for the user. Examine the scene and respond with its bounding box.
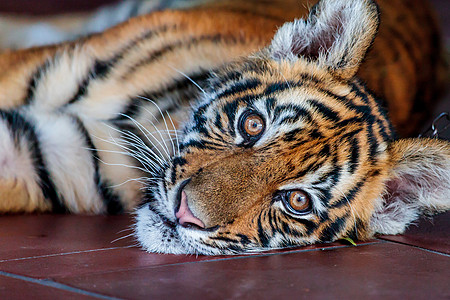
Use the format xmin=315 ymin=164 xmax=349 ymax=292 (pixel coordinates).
xmin=0 ymin=212 xmax=379 ymax=280
xmin=55 ymin=242 xmax=450 ymax=299
xmin=0 ymin=232 xmax=369 ymax=279
xmin=0 ymin=274 xmax=98 ymax=300
xmin=0 ymin=214 xmax=134 ymax=260
xmin=379 ymin=211 xmax=450 ymax=254
xmin=0 ymin=247 xmax=212 ymax=279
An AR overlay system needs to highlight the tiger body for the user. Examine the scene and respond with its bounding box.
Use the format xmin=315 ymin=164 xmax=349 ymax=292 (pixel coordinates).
xmin=0 ymin=0 xmax=449 ymax=254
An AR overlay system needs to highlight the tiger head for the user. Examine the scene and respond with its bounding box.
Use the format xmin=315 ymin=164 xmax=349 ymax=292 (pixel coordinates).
xmin=135 ymin=0 xmax=450 ymax=254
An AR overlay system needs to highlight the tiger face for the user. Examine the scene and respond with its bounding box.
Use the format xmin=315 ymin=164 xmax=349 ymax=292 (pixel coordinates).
xmin=135 ymin=0 xmax=450 ymax=254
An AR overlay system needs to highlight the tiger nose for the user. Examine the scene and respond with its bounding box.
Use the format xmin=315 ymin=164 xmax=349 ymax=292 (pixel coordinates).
xmin=175 ymin=190 xmax=205 ymax=229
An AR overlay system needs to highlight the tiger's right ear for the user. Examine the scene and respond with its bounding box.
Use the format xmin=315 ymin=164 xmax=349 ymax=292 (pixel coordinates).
xmin=269 ymin=0 xmax=379 ymax=80
xmin=369 ymin=138 xmax=450 ymax=235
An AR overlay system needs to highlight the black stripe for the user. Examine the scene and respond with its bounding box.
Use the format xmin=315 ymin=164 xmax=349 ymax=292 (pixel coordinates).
xmin=313 ymin=83 xmax=395 ymax=144
xmin=263 ymin=82 xmax=293 ymax=96
xmin=179 ymin=139 xmax=225 ymax=151
xmin=294 ymin=159 xmax=325 ymax=179
xmin=72 ymin=117 xmax=123 ymax=214
xmin=210 ymin=236 xmax=240 ymax=243
xmin=0 ymin=110 xmax=65 ymax=212
xmin=112 ymin=98 xmax=142 ymax=121
xmin=215 ymin=78 xmax=261 ymax=100
xmin=137 ymin=70 xmax=211 ymax=108
xmin=24 ymin=58 xmax=53 ymax=105
xmin=356 ymin=82 xmax=396 ymax=140
xmin=273 ymin=104 xmax=312 ymax=125
xmin=307 ymin=99 xmax=341 ymax=122
xmin=67 ymin=25 xmax=175 ymax=105
xmin=257 ymin=214 xmax=270 ymax=247
xmin=291 ymin=218 xmax=317 ymax=236
xmin=268 ymin=209 xmax=278 ymax=234
xmin=320 ymin=214 xmax=348 ymax=242
xmin=214 ymin=112 xmax=224 ymax=133
xmin=349 ymin=137 xmax=360 ymax=174
xmin=172 ymin=157 xmax=187 ymax=168
xmin=67 ymin=60 xmax=111 ymax=105
xmin=111 ymin=70 xmax=210 ymax=123
xmin=312 ymin=154 xmax=342 ymax=206
xmin=209 ymin=71 xmax=242 ymax=91
xmin=123 ymin=34 xmax=239 ymax=78
xmin=282 ymin=128 xmax=304 ymax=142
xmin=330 ymin=179 xmax=366 ymax=208
xmin=349 ymin=82 xmax=395 ymax=141
xmin=264 ymin=97 xmax=276 ymax=117
xmin=223 ymin=99 xmax=240 ymax=138
xmin=236 ymin=234 xmax=251 ymax=245
xmin=366 ymin=125 xmax=379 ymax=164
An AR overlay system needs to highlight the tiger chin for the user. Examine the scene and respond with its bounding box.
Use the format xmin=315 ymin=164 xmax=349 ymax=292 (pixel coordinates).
xmin=135 ymin=0 xmax=450 ymax=255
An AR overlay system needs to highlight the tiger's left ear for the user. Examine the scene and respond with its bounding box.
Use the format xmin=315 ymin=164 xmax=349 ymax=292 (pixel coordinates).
xmin=269 ymin=0 xmax=379 ymax=80
xmin=370 ymin=138 xmax=450 ymax=235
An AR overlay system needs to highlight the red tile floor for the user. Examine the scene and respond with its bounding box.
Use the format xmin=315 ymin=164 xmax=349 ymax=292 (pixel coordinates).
xmin=0 ymin=212 xmax=449 ymax=299
xmin=1 ymin=0 xmax=450 ymax=299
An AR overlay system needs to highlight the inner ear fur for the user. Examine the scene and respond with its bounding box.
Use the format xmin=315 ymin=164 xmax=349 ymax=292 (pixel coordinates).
xmin=269 ymin=0 xmax=379 ymax=80
xmin=370 ymin=138 xmax=450 ymax=235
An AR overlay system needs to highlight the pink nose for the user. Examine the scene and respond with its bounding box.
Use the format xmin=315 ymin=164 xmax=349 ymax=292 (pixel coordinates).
xmin=175 ymin=190 xmax=205 ymax=228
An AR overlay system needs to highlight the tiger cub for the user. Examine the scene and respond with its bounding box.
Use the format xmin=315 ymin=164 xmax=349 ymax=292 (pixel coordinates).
xmin=0 ymin=0 xmax=448 ymax=254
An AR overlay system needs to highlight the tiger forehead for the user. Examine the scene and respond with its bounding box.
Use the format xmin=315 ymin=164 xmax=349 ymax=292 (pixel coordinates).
xmin=210 ymin=58 xmax=351 ymax=100
xmin=178 ymin=124 xmax=359 ymax=174
xmin=199 ymin=80 xmax=368 ymax=137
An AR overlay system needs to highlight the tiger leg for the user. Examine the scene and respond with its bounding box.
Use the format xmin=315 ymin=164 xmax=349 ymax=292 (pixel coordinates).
xmin=0 ymin=107 xmax=132 ymax=214
xmin=0 ymin=110 xmax=50 ymax=212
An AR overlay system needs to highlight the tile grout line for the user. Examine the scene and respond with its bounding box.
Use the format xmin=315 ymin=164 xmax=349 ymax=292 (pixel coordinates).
xmin=0 ymin=246 xmax=135 ymax=263
xmin=157 ymin=241 xmax=386 ymax=267
xmin=55 ymin=241 xmax=385 ymax=279
xmin=378 ymin=238 xmax=450 ymax=257
xmin=0 ymin=270 xmax=123 ymax=300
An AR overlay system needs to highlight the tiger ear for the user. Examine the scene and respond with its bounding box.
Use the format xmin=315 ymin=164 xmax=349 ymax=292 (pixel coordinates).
xmin=269 ymin=0 xmax=379 ymax=80
xmin=370 ymin=138 xmax=450 ymax=235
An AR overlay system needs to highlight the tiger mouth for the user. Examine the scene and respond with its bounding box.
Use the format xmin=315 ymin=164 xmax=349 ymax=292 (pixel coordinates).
xmin=148 ymin=204 xmax=177 ymax=229
xmin=149 ymin=180 xmax=219 ymax=233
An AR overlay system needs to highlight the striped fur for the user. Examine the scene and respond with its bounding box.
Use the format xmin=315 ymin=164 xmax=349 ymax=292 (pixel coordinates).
xmin=0 ymin=0 xmax=449 ymax=254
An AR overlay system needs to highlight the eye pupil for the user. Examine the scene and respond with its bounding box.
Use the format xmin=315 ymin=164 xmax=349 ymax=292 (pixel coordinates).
xmin=282 ymin=190 xmax=311 ymax=214
xmin=244 ymin=115 xmax=264 ymax=136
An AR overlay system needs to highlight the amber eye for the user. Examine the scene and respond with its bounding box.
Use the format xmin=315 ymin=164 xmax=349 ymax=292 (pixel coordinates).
xmin=281 ymin=190 xmax=312 ymax=215
xmin=238 ymin=111 xmax=265 ymax=144
xmin=244 ymin=114 xmax=264 ymax=136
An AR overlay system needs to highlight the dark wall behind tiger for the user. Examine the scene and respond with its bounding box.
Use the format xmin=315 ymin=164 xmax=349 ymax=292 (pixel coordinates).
xmin=0 ymin=0 xmax=448 ymax=139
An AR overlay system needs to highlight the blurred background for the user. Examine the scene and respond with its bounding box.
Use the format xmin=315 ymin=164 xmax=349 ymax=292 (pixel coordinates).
xmin=0 ymin=0 xmax=448 ymax=139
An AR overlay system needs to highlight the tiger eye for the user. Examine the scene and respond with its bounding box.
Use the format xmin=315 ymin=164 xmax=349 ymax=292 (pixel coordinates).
xmin=288 ymin=190 xmax=310 ymax=212
xmin=244 ymin=114 xmax=264 ymax=136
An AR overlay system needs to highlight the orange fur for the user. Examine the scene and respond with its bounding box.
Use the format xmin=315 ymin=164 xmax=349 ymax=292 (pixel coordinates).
xmin=0 ymin=0 xmax=448 ymax=254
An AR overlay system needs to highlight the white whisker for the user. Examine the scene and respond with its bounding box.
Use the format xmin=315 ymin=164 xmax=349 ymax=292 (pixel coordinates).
xmin=139 ymin=106 xmax=178 ymax=158
xmin=167 ymin=64 xmax=207 ymax=96
xmin=166 ymin=111 xmax=180 ymax=156
xmin=111 ymin=232 xmax=135 ymax=244
xmin=137 ymin=96 xmax=176 ymax=157
xmin=107 ymin=177 xmax=159 ymax=189
xmin=86 ymin=134 xmax=160 ymax=173
xmin=116 ymin=227 xmax=134 ymax=234
xmin=93 ymin=134 xmax=161 ymax=173
xmin=116 ymin=113 xmax=171 ymax=160
xmin=96 ymin=157 xmax=151 ymax=174
xmin=118 ymin=130 xmax=166 ymax=165
xmin=103 ymin=123 xmax=167 ymax=167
